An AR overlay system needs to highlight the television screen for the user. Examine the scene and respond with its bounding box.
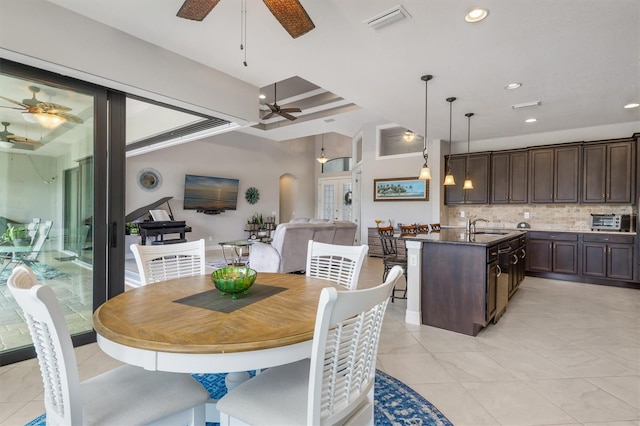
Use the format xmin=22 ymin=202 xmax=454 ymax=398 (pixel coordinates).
xmin=183 ymin=174 xmax=239 ymax=212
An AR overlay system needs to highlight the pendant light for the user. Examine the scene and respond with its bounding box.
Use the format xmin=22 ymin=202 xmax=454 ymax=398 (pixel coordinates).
xmin=463 ymin=112 xmax=474 ymax=190
xmin=317 ymin=133 xmax=329 ymax=164
xmin=418 ymin=74 xmax=433 ymax=180
xmin=443 ymin=97 xmax=457 ymax=186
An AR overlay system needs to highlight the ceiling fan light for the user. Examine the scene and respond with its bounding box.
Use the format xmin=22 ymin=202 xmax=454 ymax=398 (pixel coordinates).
xmin=36 ymin=113 xmax=66 ymax=129
xmin=403 ymin=131 xmax=415 ymax=142
xmin=419 ymin=164 xmax=432 ymax=180
xmin=317 ymin=154 xmax=328 ymax=164
xmin=443 ymin=174 xmax=456 ymax=186
xmin=463 ymin=179 xmax=474 ymax=190
xmin=0 ymin=141 xmax=13 ymax=148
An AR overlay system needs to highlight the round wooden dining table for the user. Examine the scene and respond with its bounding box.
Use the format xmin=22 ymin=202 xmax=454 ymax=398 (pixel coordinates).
xmin=93 ymin=272 xmax=340 ymax=375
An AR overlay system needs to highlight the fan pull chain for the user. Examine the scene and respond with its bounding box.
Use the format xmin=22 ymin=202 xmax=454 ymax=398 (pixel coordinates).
xmin=240 ymin=0 xmax=248 ymax=66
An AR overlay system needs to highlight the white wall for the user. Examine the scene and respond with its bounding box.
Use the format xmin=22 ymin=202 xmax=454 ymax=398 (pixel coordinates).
xmin=126 ymin=131 xmax=315 ymax=249
xmin=0 ymin=152 xmax=58 ymax=227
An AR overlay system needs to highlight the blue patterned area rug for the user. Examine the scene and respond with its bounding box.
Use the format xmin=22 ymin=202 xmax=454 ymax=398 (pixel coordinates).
xmin=26 ymin=369 xmax=452 ymax=426
xmin=0 ymin=264 xmax=68 ymax=285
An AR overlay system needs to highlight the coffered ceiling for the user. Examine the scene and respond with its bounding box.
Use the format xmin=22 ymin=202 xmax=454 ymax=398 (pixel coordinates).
xmin=16 ymin=1 xmax=640 ymax=146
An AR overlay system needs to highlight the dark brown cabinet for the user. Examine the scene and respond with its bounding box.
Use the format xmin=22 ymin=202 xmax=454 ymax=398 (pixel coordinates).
xmin=582 ymin=234 xmax=634 ymax=281
xmin=526 ymin=231 xmax=578 ymax=274
xmin=529 ymin=145 xmax=580 ymax=203
xmin=491 ymin=150 xmax=528 ymax=204
xmin=582 ymin=140 xmax=635 ymax=204
xmin=445 ymin=153 xmax=490 ymax=204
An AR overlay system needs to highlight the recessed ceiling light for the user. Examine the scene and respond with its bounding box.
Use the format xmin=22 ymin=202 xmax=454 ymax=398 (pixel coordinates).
xmin=505 ymin=83 xmax=522 ymax=90
xmin=525 ymin=118 xmax=537 ymax=123
xmin=465 ymin=8 xmax=489 ymax=23
xmin=624 ymin=102 xmax=639 ymax=109
xmin=259 ymin=94 xmax=266 ymax=99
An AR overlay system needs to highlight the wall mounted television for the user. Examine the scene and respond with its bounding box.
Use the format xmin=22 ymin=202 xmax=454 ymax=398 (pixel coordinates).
xmin=183 ymin=174 xmax=239 ymax=214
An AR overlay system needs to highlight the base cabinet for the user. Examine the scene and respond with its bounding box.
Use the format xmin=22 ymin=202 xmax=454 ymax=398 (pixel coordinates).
xmin=582 ymin=234 xmax=634 ymax=281
xmin=526 ymin=232 xmax=578 ymax=274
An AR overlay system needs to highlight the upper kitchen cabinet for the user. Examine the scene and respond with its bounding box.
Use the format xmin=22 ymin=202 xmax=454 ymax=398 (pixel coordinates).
xmin=491 ymin=150 xmax=528 ymax=204
xmin=529 ymin=144 xmax=581 ymax=203
xmin=582 ymin=139 xmax=635 ymax=204
xmin=445 ymin=153 xmax=490 ymax=204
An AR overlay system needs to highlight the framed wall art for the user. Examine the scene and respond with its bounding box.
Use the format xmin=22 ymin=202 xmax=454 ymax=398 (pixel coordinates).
xmin=373 ymin=177 xmax=429 ymax=201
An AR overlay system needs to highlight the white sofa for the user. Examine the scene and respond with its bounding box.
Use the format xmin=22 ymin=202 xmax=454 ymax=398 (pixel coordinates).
xmin=249 ymin=219 xmax=357 ymax=273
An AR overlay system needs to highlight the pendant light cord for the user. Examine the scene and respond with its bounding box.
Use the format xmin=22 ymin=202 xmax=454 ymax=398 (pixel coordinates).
xmin=466 ymin=113 xmax=474 ymax=178
xmin=240 ymin=0 xmax=248 ymax=66
xmin=421 ymin=75 xmax=433 ymax=164
xmin=446 ymin=97 xmax=456 ymax=173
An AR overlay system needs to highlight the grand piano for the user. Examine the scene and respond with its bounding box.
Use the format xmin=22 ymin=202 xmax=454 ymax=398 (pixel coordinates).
xmin=125 ymin=197 xmax=192 ymax=245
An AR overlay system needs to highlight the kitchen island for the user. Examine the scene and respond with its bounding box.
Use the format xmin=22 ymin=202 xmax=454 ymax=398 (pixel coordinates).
xmin=403 ymin=229 xmax=526 ymax=336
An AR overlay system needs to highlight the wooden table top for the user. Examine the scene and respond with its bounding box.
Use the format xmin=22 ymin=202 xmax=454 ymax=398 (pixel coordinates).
xmin=93 ymin=273 xmax=339 ymax=355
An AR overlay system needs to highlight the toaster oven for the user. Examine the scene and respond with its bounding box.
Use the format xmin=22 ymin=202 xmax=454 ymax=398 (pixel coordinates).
xmin=589 ymin=214 xmax=633 ymax=231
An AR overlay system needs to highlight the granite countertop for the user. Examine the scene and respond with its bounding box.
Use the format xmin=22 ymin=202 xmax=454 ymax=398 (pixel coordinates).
xmin=402 ymin=229 xmax=525 ymax=246
xmin=442 ymin=225 xmax=636 ymax=236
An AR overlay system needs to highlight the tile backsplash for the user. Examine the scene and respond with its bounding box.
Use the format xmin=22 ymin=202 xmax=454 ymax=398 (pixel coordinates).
xmin=447 ymin=204 xmax=636 ymax=231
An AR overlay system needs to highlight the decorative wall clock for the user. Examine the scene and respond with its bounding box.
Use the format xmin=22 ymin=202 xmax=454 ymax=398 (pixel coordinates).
xmin=245 ymin=187 xmax=260 ymax=204
xmin=137 ymin=168 xmax=162 ymax=191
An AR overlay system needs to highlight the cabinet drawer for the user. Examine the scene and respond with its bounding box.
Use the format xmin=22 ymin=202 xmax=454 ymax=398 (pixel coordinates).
xmin=487 ymin=246 xmax=499 ymax=263
xmin=527 ymin=231 xmax=578 ymax=241
xmin=583 ymin=233 xmax=634 ymax=244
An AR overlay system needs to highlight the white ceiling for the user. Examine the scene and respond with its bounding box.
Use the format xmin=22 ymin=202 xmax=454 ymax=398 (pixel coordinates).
xmin=35 ymin=0 xmax=640 ymax=145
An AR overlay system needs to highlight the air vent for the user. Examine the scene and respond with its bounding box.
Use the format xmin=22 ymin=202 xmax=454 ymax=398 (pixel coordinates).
xmin=364 ymin=5 xmax=411 ymax=30
xmin=511 ymin=101 xmax=541 ymax=110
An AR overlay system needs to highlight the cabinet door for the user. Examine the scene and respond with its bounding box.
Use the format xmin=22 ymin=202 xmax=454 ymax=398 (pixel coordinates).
xmin=583 ymin=242 xmax=607 ymax=277
xmin=526 ymin=239 xmax=553 ymax=271
xmin=486 ymin=260 xmax=498 ymax=321
xmin=582 ymin=144 xmax=607 ymax=203
xmin=509 ymin=151 xmax=528 ymax=203
xmin=553 ymin=241 xmax=578 ymax=274
xmin=444 ymin=156 xmax=466 ymax=204
xmin=466 ymin=154 xmax=490 ymax=204
xmin=491 ymin=152 xmax=510 ymax=204
xmin=607 ymin=142 xmax=634 ymax=203
xmin=529 ymin=148 xmax=554 ymax=203
xmin=554 ymin=145 xmax=580 ymax=203
xmin=608 ymin=244 xmax=634 ymax=280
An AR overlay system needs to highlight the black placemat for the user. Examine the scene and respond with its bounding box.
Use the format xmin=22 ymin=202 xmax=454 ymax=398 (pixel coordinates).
xmin=173 ymin=283 xmax=287 ymax=313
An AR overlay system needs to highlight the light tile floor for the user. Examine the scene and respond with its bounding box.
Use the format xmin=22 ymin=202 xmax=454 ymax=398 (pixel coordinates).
xmin=1 ymin=256 xmax=638 ymax=426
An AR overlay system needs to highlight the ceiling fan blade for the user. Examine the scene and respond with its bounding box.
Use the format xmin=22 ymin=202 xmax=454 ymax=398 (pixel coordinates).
xmin=7 ymin=135 xmax=43 ymax=147
xmin=280 ymin=107 xmax=301 ymax=113
xmin=53 ymin=111 xmax=85 ymax=124
xmin=279 ymin=111 xmax=298 ymax=121
xmin=177 ymin=0 xmax=221 ymax=21
xmin=262 ymin=112 xmax=276 ymax=120
xmin=263 ymin=0 xmax=315 ymax=38
xmin=0 ymin=96 xmax=28 ymax=109
xmin=33 ymin=102 xmax=72 ymax=113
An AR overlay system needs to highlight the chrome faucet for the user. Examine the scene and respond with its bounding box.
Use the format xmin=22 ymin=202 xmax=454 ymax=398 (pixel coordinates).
xmin=468 ymin=217 xmax=489 ymax=234
xmin=465 ymin=215 xmax=476 ymax=233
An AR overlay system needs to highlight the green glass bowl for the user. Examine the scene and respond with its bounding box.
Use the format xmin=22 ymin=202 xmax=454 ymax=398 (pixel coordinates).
xmin=211 ymin=266 xmax=257 ymax=299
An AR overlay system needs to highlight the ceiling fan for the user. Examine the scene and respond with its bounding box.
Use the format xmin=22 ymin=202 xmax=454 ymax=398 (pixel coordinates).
xmin=177 ymin=0 xmax=315 ymax=39
xmin=0 ymin=85 xmax=84 ymax=128
xmin=262 ymin=82 xmax=301 ymax=121
xmin=0 ymin=122 xmax=43 ymax=149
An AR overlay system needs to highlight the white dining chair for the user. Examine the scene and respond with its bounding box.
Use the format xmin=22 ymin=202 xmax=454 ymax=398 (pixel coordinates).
xmin=305 ymin=240 xmax=369 ymax=290
xmin=131 ymin=238 xmax=206 ymax=286
xmin=216 ymin=265 xmax=403 ymax=426
xmin=7 ymin=265 xmax=209 ymax=426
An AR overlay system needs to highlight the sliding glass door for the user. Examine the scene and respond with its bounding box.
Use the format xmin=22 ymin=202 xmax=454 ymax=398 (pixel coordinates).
xmin=0 ymin=60 xmax=113 ymax=365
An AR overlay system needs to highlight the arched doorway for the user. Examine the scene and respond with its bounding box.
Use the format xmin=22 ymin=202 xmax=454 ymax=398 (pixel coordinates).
xmin=279 ymin=173 xmax=297 ymax=223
